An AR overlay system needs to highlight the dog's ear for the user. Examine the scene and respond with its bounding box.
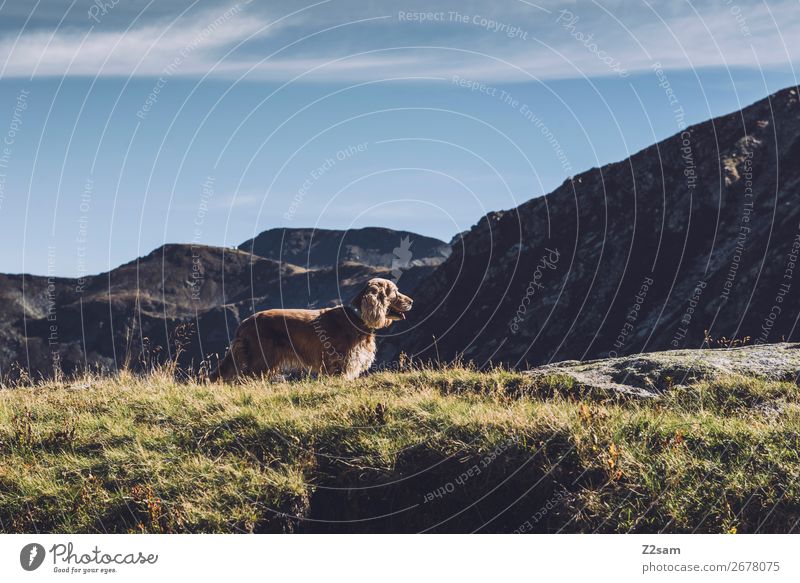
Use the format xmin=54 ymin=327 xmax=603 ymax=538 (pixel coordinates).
xmin=353 ymin=281 xmax=387 ymax=329
xmin=350 ymin=287 xmax=365 ymax=312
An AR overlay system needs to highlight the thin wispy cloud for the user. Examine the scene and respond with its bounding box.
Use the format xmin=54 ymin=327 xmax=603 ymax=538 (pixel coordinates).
xmin=174 ymin=192 xmax=261 ymax=212
xmin=217 ymin=193 xmax=260 ymax=209
xmin=0 ymin=0 xmax=798 ymax=81
xmin=0 ymin=2 xmax=274 ymax=77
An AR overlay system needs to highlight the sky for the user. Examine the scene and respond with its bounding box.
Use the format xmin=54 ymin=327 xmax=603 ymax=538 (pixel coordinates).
xmin=0 ymin=0 xmax=798 ymax=276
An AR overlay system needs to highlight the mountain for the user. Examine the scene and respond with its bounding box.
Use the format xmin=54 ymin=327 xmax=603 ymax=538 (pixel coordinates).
xmin=390 ymin=86 xmax=800 ymax=367
xmin=5 ymin=87 xmax=800 ymax=378
xmin=0 ymin=228 xmax=449 ymax=378
xmin=239 ymin=227 xmax=451 ymax=269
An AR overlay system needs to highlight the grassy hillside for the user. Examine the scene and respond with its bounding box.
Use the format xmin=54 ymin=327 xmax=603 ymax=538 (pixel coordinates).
xmin=1 ymin=366 xmax=799 ymax=533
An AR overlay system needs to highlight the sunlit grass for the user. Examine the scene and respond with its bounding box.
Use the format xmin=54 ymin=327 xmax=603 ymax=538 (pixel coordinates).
xmin=0 ymin=367 xmax=798 ymax=532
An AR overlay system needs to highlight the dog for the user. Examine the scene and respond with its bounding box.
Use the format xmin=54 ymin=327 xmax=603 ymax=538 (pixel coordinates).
xmin=209 ymin=278 xmax=413 ymax=382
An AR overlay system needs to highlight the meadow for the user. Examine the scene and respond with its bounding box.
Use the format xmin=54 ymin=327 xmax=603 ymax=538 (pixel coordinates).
xmin=1 ymin=365 xmax=798 ymax=533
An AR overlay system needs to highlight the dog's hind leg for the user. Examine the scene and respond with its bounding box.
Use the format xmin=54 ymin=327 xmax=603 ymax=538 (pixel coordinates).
xmin=209 ymin=338 xmax=248 ymax=382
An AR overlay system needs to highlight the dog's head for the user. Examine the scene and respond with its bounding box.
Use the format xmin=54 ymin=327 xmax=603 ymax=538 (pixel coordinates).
xmin=351 ymin=278 xmax=413 ymax=329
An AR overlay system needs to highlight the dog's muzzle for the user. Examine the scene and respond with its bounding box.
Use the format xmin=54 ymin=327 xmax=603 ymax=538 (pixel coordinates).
xmin=387 ymin=295 xmax=413 ymax=320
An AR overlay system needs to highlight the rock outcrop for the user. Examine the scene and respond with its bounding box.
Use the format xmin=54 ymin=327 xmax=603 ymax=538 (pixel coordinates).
xmin=526 ymin=342 xmax=800 ymax=398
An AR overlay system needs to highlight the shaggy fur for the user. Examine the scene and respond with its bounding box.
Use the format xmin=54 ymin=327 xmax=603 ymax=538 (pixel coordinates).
xmin=210 ymin=278 xmax=412 ymax=382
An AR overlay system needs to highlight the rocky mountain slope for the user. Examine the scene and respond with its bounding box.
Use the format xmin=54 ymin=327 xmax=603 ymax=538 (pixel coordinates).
xmin=392 ymin=86 xmax=800 ymax=368
xmin=0 ymin=228 xmax=448 ymax=377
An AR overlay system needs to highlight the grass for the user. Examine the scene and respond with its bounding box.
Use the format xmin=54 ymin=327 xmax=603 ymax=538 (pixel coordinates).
xmin=0 ymin=366 xmax=798 ymax=533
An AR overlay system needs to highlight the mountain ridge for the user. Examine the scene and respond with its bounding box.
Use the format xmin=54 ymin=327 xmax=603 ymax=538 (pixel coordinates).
xmin=0 ymin=227 xmax=450 ymax=377
xmin=390 ymin=85 xmax=800 ymax=367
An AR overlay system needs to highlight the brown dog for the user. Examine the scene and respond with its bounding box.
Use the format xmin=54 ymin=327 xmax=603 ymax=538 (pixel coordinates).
xmin=209 ymin=278 xmax=412 ymax=381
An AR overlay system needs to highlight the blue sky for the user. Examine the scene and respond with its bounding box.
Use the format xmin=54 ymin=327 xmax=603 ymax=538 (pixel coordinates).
xmin=0 ymin=0 xmax=798 ymax=276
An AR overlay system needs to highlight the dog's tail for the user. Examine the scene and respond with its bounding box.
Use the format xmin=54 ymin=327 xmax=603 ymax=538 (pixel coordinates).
xmin=209 ymin=338 xmax=247 ymax=383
